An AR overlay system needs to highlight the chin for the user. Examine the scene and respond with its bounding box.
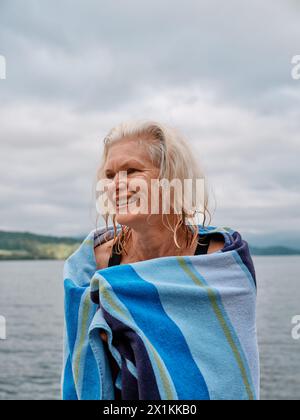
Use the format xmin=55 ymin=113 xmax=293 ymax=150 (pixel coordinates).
xmin=115 ymin=212 xmax=148 ymax=229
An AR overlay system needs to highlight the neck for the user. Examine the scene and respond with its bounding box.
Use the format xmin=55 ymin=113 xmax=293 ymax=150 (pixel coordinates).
xmin=127 ymin=220 xmax=196 ymax=261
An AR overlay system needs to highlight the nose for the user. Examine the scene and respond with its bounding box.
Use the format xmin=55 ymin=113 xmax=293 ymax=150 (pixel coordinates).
xmin=108 ymin=172 xmax=128 ymax=199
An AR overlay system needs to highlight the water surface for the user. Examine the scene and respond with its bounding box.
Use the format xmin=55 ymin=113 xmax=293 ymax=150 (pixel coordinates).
xmin=0 ymin=257 xmax=299 ymax=400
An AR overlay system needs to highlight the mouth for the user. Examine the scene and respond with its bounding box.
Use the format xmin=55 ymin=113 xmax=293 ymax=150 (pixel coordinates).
xmin=115 ymin=194 xmax=139 ymax=208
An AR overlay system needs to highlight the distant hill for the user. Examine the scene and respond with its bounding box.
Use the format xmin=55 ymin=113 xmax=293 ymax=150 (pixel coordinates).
xmin=250 ymin=246 xmax=300 ymax=256
xmin=0 ymin=230 xmax=299 ymax=260
xmin=0 ymin=231 xmax=81 ymax=260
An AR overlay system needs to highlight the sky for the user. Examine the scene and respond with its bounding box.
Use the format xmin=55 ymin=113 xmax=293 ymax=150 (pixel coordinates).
xmin=0 ymin=0 xmax=299 ymax=246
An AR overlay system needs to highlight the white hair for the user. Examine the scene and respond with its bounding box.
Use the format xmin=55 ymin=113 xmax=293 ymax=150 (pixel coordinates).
xmin=96 ymin=120 xmax=211 ymax=249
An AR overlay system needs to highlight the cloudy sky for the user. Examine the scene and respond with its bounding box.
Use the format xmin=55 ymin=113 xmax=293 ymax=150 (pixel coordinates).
xmin=0 ymin=0 xmax=299 ymax=246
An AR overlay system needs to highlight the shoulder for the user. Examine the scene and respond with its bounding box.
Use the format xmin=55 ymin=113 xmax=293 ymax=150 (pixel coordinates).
xmin=198 ymin=226 xmax=232 ymax=254
xmin=94 ymin=238 xmax=114 ymax=270
xmin=207 ymin=232 xmax=225 ymax=254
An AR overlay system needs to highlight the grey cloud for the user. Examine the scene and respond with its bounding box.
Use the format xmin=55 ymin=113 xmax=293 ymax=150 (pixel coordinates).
xmin=0 ymin=0 xmax=299 ymax=239
xmin=1 ymin=0 xmax=300 ymax=110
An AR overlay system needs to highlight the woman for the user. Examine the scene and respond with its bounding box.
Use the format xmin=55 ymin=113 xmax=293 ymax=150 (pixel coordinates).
xmin=62 ymin=120 xmax=259 ymax=400
xmin=95 ymin=121 xmax=225 ymax=336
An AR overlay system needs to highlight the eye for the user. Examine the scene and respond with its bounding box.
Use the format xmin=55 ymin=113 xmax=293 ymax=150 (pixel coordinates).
xmin=105 ymin=172 xmax=115 ymax=180
xmin=127 ymin=168 xmax=139 ymax=175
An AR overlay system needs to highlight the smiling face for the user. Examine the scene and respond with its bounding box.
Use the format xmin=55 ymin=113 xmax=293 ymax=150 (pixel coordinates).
xmin=102 ymin=136 xmax=161 ymax=229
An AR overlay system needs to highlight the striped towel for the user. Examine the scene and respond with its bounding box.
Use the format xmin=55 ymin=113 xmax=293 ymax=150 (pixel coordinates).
xmin=61 ymin=224 xmax=260 ymax=400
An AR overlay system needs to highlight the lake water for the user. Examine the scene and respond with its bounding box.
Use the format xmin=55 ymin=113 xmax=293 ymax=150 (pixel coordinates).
xmin=0 ymin=257 xmax=299 ymax=400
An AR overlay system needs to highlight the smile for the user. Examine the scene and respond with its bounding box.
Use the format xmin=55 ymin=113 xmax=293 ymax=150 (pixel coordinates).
xmin=116 ymin=195 xmax=139 ymax=208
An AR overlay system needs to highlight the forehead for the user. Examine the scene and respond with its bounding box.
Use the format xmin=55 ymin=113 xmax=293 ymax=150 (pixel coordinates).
xmin=104 ymin=137 xmax=152 ymax=168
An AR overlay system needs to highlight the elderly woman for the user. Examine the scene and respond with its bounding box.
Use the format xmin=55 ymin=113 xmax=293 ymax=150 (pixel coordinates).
xmin=62 ymin=121 xmax=259 ymax=401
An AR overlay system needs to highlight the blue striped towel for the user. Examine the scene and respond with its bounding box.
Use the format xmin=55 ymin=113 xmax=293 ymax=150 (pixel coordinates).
xmin=61 ymin=224 xmax=260 ymax=400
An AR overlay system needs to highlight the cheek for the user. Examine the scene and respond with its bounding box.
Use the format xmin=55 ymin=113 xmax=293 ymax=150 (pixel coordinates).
xmin=126 ymin=173 xmax=158 ymax=209
xmin=144 ymin=169 xmax=160 ymax=187
xmin=106 ymin=180 xmax=116 ymax=199
xmin=127 ymin=176 xmax=149 ymax=205
xmin=128 ymin=172 xmax=155 ymax=192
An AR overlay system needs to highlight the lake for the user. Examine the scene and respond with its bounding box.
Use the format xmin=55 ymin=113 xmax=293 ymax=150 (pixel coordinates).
xmin=0 ymin=257 xmax=299 ymax=400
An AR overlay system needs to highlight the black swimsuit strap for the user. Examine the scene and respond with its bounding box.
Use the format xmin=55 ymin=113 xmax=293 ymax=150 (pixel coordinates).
xmin=108 ymin=234 xmax=211 ymax=267
xmin=195 ymin=235 xmax=211 ymax=255
xmin=108 ymin=244 xmax=123 ymax=267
